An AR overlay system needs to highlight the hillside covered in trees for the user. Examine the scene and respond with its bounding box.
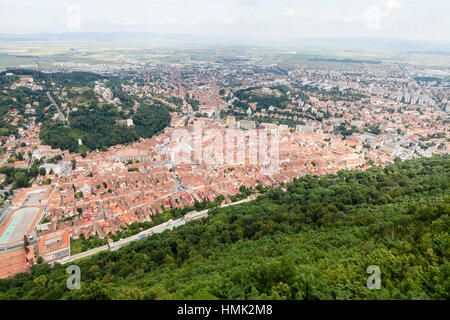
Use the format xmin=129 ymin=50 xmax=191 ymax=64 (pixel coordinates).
xmin=0 ymin=70 xmax=172 ymax=152
xmin=40 ymin=101 xmax=171 ymax=153
xmin=0 ymin=156 xmax=448 ymax=300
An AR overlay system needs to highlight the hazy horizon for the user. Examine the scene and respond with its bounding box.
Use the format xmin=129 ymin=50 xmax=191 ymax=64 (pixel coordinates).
xmin=1 ymin=0 xmax=450 ymax=43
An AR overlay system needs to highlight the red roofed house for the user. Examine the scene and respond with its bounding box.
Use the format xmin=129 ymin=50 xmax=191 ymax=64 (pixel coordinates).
xmin=37 ymin=230 xmax=70 ymax=263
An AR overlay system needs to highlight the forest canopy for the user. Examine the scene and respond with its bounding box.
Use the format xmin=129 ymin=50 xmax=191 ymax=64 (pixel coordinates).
xmin=40 ymin=99 xmax=171 ymax=152
xmin=0 ymin=155 xmax=448 ymax=300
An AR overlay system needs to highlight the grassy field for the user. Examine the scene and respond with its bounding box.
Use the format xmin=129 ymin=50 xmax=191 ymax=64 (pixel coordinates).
xmin=70 ymin=239 xmax=84 ymax=255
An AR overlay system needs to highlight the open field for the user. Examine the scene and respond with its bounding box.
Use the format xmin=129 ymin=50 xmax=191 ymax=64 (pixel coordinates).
xmin=1 ymin=39 xmax=450 ymax=69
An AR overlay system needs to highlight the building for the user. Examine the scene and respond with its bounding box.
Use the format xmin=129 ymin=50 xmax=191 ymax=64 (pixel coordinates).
xmin=37 ymin=230 xmax=70 ymax=263
xmin=199 ymin=105 xmax=215 ymax=117
xmin=226 ymin=116 xmax=236 ymax=127
xmin=107 ymin=238 xmax=114 ymax=248
xmin=239 ymin=120 xmax=256 ymax=130
xmin=117 ymin=118 xmax=134 ymax=127
xmin=25 ymin=244 xmax=37 ymax=265
xmin=296 ymin=125 xmax=314 ymax=133
xmin=120 ymin=148 xmax=153 ymax=163
xmin=39 ymin=163 xmax=63 ymax=175
xmin=258 ymin=122 xmax=278 ymax=130
xmin=0 ymin=248 xmax=29 ymax=279
xmin=32 ymin=145 xmax=63 ymax=160
xmin=11 ymin=186 xmax=52 ymax=206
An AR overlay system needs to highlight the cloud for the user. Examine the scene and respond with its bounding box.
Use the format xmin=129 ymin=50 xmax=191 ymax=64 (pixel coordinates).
xmin=223 ymin=17 xmax=238 ymax=25
xmin=236 ymin=0 xmax=261 ymax=6
xmin=185 ymin=19 xmax=200 ymax=26
xmin=119 ymin=20 xmax=137 ymax=26
xmin=283 ymin=9 xmax=296 ymax=17
xmin=362 ymin=5 xmax=386 ymax=30
xmin=66 ymin=5 xmax=81 ymax=31
xmin=342 ymin=0 xmax=401 ymax=30
xmin=154 ymin=18 xmax=178 ymax=26
xmin=386 ymin=0 xmax=401 ymax=9
xmin=341 ymin=15 xmax=358 ymax=23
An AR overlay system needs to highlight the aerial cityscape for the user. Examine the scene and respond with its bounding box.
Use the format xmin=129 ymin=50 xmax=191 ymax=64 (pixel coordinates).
xmin=0 ymin=0 xmax=448 ymax=304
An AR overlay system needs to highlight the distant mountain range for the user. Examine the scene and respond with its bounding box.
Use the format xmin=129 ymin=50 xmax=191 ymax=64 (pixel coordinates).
xmin=0 ymin=32 xmax=449 ymax=53
xmin=0 ymin=31 xmax=213 ymax=42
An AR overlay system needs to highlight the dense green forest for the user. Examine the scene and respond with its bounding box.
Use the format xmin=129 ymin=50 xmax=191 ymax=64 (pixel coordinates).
xmin=0 ymin=156 xmax=448 ymax=300
xmin=40 ymin=101 xmax=171 ymax=152
xmin=0 ymin=73 xmax=18 ymax=87
xmin=234 ymin=86 xmax=290 ymax=111
xmin=133 ymin=100 xmax=172 ymax=139
xmin=296 ymin=84 xmax=367 ymax=102
xmin=1 ymin=69 xmax=109 ymax=88
xmin=40 ymin=106 xmax=139 ymax=153
xmin=233 ymin=85 xmax=309 ymax=114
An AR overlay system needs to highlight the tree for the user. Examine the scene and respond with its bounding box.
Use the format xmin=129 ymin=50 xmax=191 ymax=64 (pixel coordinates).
xmin=23 ymin=235 xmax=30 ymax=247
xmin=75 ymin=192 xmax=83 ymax=200
xmin=39 ymin=167 xmax=46 ymax=176
xmin=13 ymin=171 xmax=28 ymax=189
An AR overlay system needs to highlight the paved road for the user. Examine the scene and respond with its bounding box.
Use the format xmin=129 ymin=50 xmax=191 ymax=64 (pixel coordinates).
xmin=97 ymin=200 xmax=106 ymax=220
xmin=56 ymin=196 xmax=253 ymax=264
xmin=47 ymin=91 xmax=67 ymax=123
xmin=0 ymin=200 xmax=11 ymax=225
xmin=0 ymin=242 xmax=22 ymax=252
xmin=215 ymin=102 xmax=220 ymax=120
xmin=57 ymin=245 xmax=109 ymax=264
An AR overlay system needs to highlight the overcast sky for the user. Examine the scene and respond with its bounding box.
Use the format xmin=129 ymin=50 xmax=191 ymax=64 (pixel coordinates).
xmin=0 ymin=0 xmax=449 ymax=42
